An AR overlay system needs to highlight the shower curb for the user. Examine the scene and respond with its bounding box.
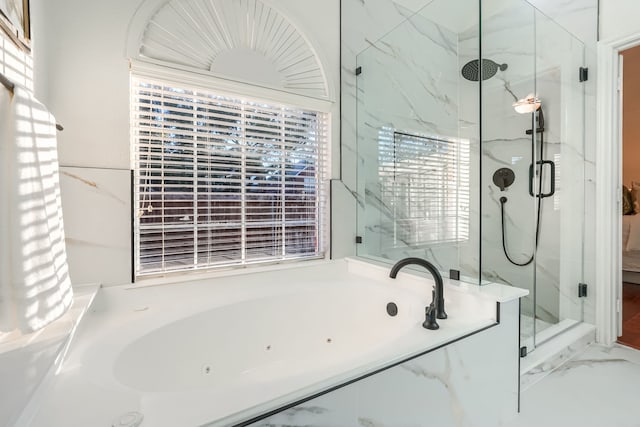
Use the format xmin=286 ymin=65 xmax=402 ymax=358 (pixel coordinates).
xmin=519 ymin=323 xmax=596 ymax=392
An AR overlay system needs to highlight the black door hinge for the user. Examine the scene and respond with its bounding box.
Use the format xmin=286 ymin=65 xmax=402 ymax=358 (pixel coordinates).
xmin=355 ymin=236 xmax=363 ymax=244
xmin=355 ymin=66 xmax=362 ymax=76
xmin=520 ymin=346 xmax=527 ymax=358
xmin=578 ymin=283 xmax=588 ymax=298
xmin=579 ymin=67 xmax=588 ymax=82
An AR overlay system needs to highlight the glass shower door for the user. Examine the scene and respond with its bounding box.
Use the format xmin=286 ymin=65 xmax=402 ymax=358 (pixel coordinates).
xmin=481 ymin=0 xmax=586 ymax=353
xmin=480 ymin=0 xmax=538 ymax=350
xmin=352 ymin=0 xmax=587 ymax=354
xmin=533 ymin=8 xmax=586 ymax=345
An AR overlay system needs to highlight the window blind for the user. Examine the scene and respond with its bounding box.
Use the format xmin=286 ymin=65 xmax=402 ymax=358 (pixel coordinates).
xmin=378 ymin=128 xmax=470 ymax=248
xmin=131 ymin=77 xmax=329 ymax=276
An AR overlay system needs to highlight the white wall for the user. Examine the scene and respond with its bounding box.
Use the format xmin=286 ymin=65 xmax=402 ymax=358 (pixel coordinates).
xmin=34 ymin=0 xmax=148 ymax=285
xmin=600 ymin=0 xmax=640 ymax=41
xmin=35 ymin=0 xmax=340 ymax=285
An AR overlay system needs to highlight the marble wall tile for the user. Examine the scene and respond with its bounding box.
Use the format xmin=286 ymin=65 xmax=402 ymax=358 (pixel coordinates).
xmin=342 ymin=0 xmax=597 ymax=327
xmin=59 ymin=167 xmax=131 ymax=286
xmin=341 ymin=0 xmax=418 ymax=192
xmin=341 ymin=0 xmax=420 ymax=259
xmin=526 ymin=0 xmax=598 ymax=46
xmin=356 ymin=11 xmax=460 ymax=265
xmin=474 ymin=1 xmax=592 ymax=327
xmin=528 ymin=0 xmax=598 ymax=327
xmin=247 ymin=300 xmax=520 ymax=427
xmin=344 ymin=0 xmax=481 ymax=280
xmin=248 ymin=391 xmax=357 ymax=427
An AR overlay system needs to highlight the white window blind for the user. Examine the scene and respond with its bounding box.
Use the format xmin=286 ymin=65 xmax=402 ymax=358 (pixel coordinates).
xmin=378 ymin=128 xmax=470 ymax=248
xmin=131 ymin=77 xmax=329 ymax=276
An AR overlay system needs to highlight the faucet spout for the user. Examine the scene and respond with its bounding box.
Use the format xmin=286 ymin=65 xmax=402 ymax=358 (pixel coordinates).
xmin=389 ymin=257 xmax=447 ymax=322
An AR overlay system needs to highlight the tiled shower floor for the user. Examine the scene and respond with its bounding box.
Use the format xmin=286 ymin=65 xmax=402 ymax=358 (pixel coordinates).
xmin=520 ymin=315 xmax=554 ymax=341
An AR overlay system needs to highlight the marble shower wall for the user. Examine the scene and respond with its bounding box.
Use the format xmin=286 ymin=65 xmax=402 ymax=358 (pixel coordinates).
xmin=344 ymin=0 xmax=481 ymax=279
xmin=475 ymin=0 xmax=595 ymax=327
xmin=342 ymin=0 xmax=597 ymax=325
xmin=522 ymin=0 xmax=599 ymax=327
xmin=341 ymin=0 xmax=431 ymax=195
xmin=341 ymin=0 xmax=598 ymax=323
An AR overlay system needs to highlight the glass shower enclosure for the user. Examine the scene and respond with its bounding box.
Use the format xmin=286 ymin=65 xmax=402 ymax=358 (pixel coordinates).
xmin=354 ymin=0 xmax=586 ymax=353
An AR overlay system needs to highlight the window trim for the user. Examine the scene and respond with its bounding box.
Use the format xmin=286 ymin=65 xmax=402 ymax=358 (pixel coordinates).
xmin=130 ymin=64 xmax=332 ymax=280
xmin=130 ymin=60 xmax=334 ymax=113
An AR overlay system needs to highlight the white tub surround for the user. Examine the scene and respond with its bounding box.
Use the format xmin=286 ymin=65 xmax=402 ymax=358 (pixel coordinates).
xmin=25 ymin=258 xmax=525 ymax=427
xmin=1 ymin=283 xmax=99 ymax=427
xmin=242 ymin=300 xmax=520 ymax=427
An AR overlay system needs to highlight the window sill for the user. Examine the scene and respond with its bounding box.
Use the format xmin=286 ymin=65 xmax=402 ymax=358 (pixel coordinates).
xmin=128 ymin=255 xmax=330 ymax=289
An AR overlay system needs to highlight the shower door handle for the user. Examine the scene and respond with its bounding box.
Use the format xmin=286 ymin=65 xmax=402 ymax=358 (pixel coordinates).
xmin=540 ymin=160 xmax=556 ymax=198
xmin=529 ymin=160 xmax=556 ymax=198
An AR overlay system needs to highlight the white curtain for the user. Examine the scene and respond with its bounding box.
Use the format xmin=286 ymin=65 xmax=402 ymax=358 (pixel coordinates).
xmin=0 ymin=86 xmax=73 ymax=333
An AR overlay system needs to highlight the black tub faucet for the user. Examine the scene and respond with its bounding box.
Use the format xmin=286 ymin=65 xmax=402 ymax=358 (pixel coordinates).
xmin=389 ymin=257 xmax=447 ymax=330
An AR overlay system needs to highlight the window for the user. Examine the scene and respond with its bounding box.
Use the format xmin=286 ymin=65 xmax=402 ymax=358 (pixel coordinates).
xmin=131 ymin=77 xmax=329 ymax=276
xmin=378 ymin=128 xmax=469 ymax=248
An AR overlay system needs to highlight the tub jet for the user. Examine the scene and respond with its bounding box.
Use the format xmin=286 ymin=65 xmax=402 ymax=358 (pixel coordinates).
xmin=386 ymin=302 xmax=398 ymax=317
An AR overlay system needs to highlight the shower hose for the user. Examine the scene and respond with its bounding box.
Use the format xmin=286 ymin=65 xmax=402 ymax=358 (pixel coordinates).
xmin=499 ymin=121 xmax=544 ymax=267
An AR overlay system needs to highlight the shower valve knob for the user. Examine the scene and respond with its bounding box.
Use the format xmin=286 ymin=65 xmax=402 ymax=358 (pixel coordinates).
xmin=493 ymin=168 xmax=515 ymax=191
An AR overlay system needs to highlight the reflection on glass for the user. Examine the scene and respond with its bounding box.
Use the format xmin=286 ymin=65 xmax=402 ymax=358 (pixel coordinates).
xmin=353 ymin=0 xmax=586 ymax=354
xmin=355 ymin=0 xmax=480 ymax=284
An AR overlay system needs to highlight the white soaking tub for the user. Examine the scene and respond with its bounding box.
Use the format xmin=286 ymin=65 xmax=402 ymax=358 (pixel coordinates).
xmin=23 ymin=258 xmax=526 ymax=427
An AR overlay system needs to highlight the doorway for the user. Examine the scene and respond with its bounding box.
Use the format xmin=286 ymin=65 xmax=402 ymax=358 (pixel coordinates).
xmin=618 ymin=45 xmax=640 ymax=350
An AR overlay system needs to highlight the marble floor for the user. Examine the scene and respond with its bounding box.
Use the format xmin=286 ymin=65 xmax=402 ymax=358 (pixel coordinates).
xmin=506 ymin=344 xmax=640 ymax=427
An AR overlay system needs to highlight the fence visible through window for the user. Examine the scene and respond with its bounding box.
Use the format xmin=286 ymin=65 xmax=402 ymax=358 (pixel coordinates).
xmin=131 ymin=77 xmax=329 ymax=276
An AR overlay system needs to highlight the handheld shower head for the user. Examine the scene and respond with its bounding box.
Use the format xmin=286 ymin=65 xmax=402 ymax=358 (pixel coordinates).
xmin=513 ymin=94 xmax=541 ymax=113
xmin=537 ymin=107 xmax=545 ymax=129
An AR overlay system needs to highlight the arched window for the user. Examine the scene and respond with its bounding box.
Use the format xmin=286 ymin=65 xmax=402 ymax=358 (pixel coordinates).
xmin=128 ymin=0 xmax=331 ymax=277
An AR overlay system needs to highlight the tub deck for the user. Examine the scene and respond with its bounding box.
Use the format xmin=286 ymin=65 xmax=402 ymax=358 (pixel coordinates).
xmin=22 ymin=258 xmax=526 ymax=427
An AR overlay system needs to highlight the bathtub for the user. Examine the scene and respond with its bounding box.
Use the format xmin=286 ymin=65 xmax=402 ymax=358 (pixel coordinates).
xmin=24 ymin=258 xmax=524 ymax=427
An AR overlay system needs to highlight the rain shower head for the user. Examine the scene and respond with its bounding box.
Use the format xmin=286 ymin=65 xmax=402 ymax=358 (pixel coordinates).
xmin=461 ymin=59 xmax=508 ymax=81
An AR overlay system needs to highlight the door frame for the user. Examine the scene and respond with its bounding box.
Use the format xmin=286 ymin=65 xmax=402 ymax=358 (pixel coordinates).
xmin=596 ymin=33 xmax=640 ymax=345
